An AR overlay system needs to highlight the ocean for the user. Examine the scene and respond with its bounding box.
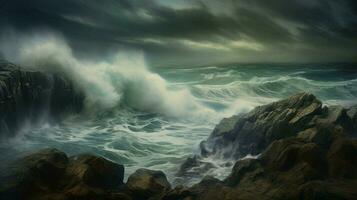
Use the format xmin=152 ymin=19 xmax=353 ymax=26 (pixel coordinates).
xmin=1 ymin=59 xmax=357 ymax=186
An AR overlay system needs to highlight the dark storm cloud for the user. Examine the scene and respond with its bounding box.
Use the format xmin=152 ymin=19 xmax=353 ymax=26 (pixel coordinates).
xmin=0 ymin=0 xmax=356 ymax=65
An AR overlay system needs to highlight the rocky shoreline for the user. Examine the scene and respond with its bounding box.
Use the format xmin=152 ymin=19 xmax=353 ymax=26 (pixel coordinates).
xmin=1 ymin=93 xmax=356 ymax=199
xmin=0 ymin=61 xmax=84 ymax=137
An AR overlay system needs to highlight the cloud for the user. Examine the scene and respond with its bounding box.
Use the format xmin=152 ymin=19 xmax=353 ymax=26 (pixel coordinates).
xmin=0 ymin=0 xmax=356 ymax=65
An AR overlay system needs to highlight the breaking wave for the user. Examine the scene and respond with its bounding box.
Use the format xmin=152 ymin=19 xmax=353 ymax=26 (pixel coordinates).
xmin=1 ymin=32 xmax=215 ymax=119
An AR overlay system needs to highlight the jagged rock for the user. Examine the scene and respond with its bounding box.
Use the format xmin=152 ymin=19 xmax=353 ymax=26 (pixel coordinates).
xmin=172 ymin=93 xmax=357 ymax=200
xmin=0 ymin=61 xmax=84 ymax=137
xmin=180 ymin=93 xmax=357 ymax=178
xmin=126 ymin=169 xmax=171 ymax=199
xmin=165 ymin=130 xmax=357 ymax=200
xmin=203 ymin=92 xmax=324 ymax=159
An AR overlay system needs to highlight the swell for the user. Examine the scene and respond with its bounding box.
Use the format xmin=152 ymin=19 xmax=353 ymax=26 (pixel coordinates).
xmin=190 ymin=74 xmax=357 ymax=108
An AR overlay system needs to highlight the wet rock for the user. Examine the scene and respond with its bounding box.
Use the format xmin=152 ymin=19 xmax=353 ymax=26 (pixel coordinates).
xmin=0 ymin=61 xmax=83 ymax=137
xmin=0 ymin=148 xmax=69 ymax=200
xmin=327 ymin=138 xmax=357 ymax=179
xmin=0 ymin=149 xmax=125 ymax=200
xmin=126 ymin=168 xmax=171 ymax=199
xmin=347 ymin=105 xmax=357 ymax=135
xmin=181 ymin=93 xmax=357 ymax=178
xmin=204 ymin=92 xmax=324 ymax=159
xmin=66 ymin=154 xmax=124 ymax=189
xmin=298 ymin=180 xmax=357 ymax=200
xmin=224 ymin=158 xmax=263 ymax=186
xmin=177 ymin=156 xmax=216 ymax=177
xmin=160 ymin=185 xmax=192 ymax=200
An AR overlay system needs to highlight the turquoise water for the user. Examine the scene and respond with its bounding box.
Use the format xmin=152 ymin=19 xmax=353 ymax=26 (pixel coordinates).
xmin=1 ymin=63 xmax=357 ymax=185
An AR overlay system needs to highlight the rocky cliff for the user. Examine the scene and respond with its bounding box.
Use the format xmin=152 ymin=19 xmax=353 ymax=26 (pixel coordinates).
xmin=179 ymin=92 xmax=356 ymax=177
xmin=1 ymin=93 xmax=356 ymax=200
xmin=0 ymin=61 xmax=84 ymax=137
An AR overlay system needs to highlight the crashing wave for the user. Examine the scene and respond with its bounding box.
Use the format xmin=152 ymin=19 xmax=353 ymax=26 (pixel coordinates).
xmin=1 ymin=32 xmax=215 ymax=119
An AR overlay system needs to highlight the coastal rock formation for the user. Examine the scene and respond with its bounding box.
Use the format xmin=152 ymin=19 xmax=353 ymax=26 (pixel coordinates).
xmin=171 ymin=128 xmax=357 ymax=200
xmin=201 ymin=92 xmax=354 ymax=159
xmin=179 ymin=92 xmax=356 ymax=176
xmin=0 ymin=148 xmax=126 ymax=200
xmin=1 ymin=93 xmax=356 ymax=200
xmin=0 ymin=148 xmax=172 ymax=200
xmin=0 ymin=61 xmax=83 ymax=137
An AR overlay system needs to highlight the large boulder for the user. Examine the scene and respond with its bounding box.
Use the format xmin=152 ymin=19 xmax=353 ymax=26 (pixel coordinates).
xmin=0 ymin=148 xmax=69 ymax=200
xmin=65 ymin=154 xmax=124 ymax=190
xmin=126 ymin=169 xmax=171 ymax=199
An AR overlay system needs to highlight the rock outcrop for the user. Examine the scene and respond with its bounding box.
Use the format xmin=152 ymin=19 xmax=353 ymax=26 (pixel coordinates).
xmin=201 ymin=92 xmax=355 ymax=159
xmin=0 ymin=148 xmax=172 ymax=200
xmin=0 ymin=61 xmax=83 ymax=137
xmin=166 ymin=128 xmax=357 ymax=200
xmin=179 ymin=93 xmax=356 ymax=177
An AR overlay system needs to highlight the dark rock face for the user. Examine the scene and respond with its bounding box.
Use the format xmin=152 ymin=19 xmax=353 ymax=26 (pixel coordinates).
xmin=0 ymin=61 xmax=83 ymax=137
xmin=163 ymin=128 xmax=357 ymax=200
xmin=0 ymin=149 xmax=173 ymax=200
xmin=347 ymin=105 xmax=357 ymax=134
xmin=180 ymin=93 xmax=356 ymax=177
xmin=126 ymin=169 xmax=171 ymax=199
xmin=203 ymin=93 xmax=325 ymax=159
xmin=0 ymin=149 xmax=125 ymax=200
xmin=203 ymin=93 xmax=356 ymax=159
xmin=172 ymin=93 xmax=357 ymax=199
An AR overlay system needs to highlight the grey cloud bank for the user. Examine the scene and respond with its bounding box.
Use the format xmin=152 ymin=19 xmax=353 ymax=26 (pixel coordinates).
xmin=1 ymin=0 xmax=356 ymax=66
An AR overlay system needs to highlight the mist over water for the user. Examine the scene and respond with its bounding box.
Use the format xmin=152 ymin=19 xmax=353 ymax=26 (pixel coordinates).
xmin=1 ymin=33 xmax=357 ymax=185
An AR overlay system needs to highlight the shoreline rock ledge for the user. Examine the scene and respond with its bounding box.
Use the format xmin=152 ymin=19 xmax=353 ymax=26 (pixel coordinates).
xmin=179 ymin=92 xmax=356 ymax=176
xmin=0 ymin=61 xmax=84 ymax=137
xmin=1 ymin=93 xmax=357 ymax=200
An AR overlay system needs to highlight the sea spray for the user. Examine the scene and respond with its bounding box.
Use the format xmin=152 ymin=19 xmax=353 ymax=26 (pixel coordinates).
xmin=1 ymin=32 xmax=215 ymax=119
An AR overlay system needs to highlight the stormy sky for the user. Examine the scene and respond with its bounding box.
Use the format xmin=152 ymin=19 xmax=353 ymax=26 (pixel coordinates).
xmin=1 ymin=0 xmax=357 ymax=66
